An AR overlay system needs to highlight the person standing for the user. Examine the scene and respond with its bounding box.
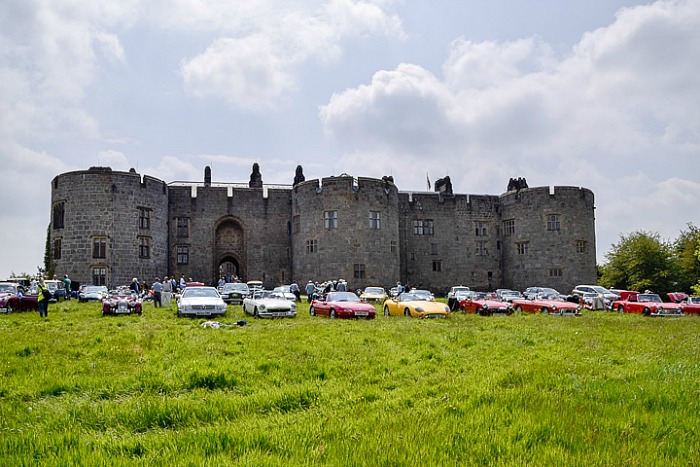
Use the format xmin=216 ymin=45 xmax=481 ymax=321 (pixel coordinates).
xmin=37 ymin=277 xmax=50 ymax=318
xmin=305 ymin=281 xmax=315 ymax=303
xmin=152 ymin=278 xmax=162 ymax=308
xmin=290 ymin=281 xmax=300 ymax=302
xmin=63 ymin=274 xmax=71 ymax=300
xmin=162 ymin=276 xmax=172 ymax=308
xmin=129 ymin=278 xmax=140 ymax=295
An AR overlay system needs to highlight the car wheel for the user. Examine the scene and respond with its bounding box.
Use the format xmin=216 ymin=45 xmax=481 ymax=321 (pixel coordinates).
xmin=7 ymin=303 xmax=13 ymax=313
xmin=542 ymin=307 xmax=549 ymax=314
xmin=404 ymin=308 xmax=411 ymax=317
xmin=515 ymin=305 xmax=523 ymax=313
xmin=310 ymin=306 xmax=316 ymax=316
xmin=253 ymin=307 xmax=259 ymax=318
xmin=330 ymin=309 xmax=337 ymax=319
xmin=477 ymin=307 xmax=484 ymax=316
xmin=643 ymin=307 xmax=651 ymax=316
xmin=617 ymin=305 xmax=624 ymax=312
xmin=383 ymin=305 xmax=390 ymax=317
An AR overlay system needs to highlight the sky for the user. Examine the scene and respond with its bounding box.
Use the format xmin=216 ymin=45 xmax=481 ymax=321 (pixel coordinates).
xmin=1 ymin=0 xmax=699 ymax=279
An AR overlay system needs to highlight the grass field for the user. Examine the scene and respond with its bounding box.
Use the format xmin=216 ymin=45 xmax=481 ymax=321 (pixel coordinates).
xmin=1 ymin=299 xmax=699 ymax=466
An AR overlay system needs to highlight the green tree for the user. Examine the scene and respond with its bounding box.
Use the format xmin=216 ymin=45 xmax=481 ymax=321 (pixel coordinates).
xmin=673 ymin=224 xmax=700 ymax=293
xmin=44 ymin=224 xmax=54 ymax=279
xmin=692 ymin=231 xmax=700 ymax=296
xmin=599 ymin=231 xmax=675 ymax=294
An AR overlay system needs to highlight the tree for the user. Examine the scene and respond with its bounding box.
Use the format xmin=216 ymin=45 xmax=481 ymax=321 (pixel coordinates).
xmin=599 ymin=231 xmax=675 ymax=295
xmin=673 ymin=224 xmax=700 ymax=293
xmin=44 ymin=224 xmax=54 ymax=279
xmin=692 ymin=231 xmax=700 ymax=296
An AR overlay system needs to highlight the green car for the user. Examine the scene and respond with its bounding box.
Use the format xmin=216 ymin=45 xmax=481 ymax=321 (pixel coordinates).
xmin=219 ymin=282 xmax=249 ymax=305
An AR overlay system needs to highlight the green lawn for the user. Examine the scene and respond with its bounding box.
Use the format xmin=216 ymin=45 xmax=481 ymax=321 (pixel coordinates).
xmin=1 ymin=299 xmax=699 ymax=465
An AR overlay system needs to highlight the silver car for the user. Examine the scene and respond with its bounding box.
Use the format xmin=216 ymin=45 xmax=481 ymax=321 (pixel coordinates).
xmin=243 ymin=290 xmax=297 ymax=319
xmin=177 ymin=286 xmax=227 ymax=318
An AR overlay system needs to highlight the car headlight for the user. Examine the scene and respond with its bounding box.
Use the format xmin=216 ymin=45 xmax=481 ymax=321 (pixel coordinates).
xmin=444 ymin=306 xmax=449 ymax=312
xmin=415 ymin=307 xmax=424 ymax=313
xmin=552 ymin=305 xmax=558 ymax=310
xmin=483 ymin=304 xmax=489 ymax=309
xmin=259 ymin=304 xmax=266 ymax=311
xmin=290 ymin=304 xmax=297 ymax=311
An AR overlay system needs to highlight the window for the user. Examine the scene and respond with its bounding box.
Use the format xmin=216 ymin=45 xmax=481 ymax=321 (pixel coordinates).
xmin=177 ymin=245 xmax=189 ymax=265
xmin=549 ymin=268 xmax=563 ymax=277
xmin=92 ymin=237 xmax=107 ymax=259
xmin=547 ymin=214 xmax=560 ymax=232
xmin=139 ymin=237 xmax=151 ymax=259
xmin=475 ymin=221 xmax=487 ymax=236
xmin=503 ymin=219 xmax=515 ymax=235
xmin=53 ymin=202 xmax=65 ymax=230
xmin=475 ymin=241 xmax=488 ymax=256
xmin=576 ymin=240 xmax=587 ymax=253
xmin=413 ymin=219 xmax=434 ymax=235
xmin=138 ymin=207 xmax=151 ymax=230
xmin=369 ymin=211 xmax=381 ymax=230
xmin=306 ymin=239 xmax=318 ymax=254
xmin=354 ymin=263 xmax=365 ymax=279
xmin=92 ymin=267 xmax=107 ymax=286
xmin=177 ymin=217 xmax=189 ymax=238
xmin=390 ymin=240 xmax=397 ymax=253
xmin=292 ymin=215 xmax=300 ymax=234
xmin=324 ymin=210 xmax=338 ymax=229
xmin=432 ymin=260 xmax=442 ymax=272
xmin=431 ymin=243 xmax=438 ymax=255
xmin=53 ymin=238 xmax=62 ymax=260
xmin=516 ymin=241 xmax=529 ymax=255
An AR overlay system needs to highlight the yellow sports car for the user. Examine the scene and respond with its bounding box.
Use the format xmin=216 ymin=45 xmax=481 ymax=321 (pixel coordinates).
xmin=383 ymin=292 xmax=450 ymax=318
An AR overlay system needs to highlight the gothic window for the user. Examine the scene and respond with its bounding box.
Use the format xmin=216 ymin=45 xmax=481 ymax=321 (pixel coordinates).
xmin=503 ymin=219 xmax=515 ymax=235
xmin=475 ymin=241 xmax=488 ymax=256
xmin=547 ymin=214 xmax=560 ymax=232
xmin=53 ymin=202 xmax=65 ymax=230
xmin=369 ymin=211 xmax=381 ymax=230
xmin=53 ymin=238 xmax=62 ymax=260
xmin=92 ymin=237 xmax=107 ymax=259
xmin=475 ymin=221 xmax=487 ymax=236
xmin=176 ymin=218 xmax=189 ymax=238
xmin=139 ymin=236 xmax=151 ymax=259
xmin=138 ymin=207 xmax=151 ymax=229
xmin=177 ymin=245 xmax=189 ymax=264
xmin=324 ymin=210 xmax=338 ymax=229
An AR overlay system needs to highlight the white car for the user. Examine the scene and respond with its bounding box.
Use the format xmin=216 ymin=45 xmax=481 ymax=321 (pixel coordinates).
xmin=272 ymin=285 xmax=296 ymax=301
xmin=243 ymin=290 xmax=297 ymax=318
xmin=177 ymin=286 xmax=227 ymax=318
xmin=447 ymin=286 xmax=471 ymax=310
xmin=79 ymin=285 xmax=109 ymax=302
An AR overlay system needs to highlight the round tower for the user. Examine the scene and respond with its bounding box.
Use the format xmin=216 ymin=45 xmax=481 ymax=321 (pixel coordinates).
xmin=50 ymin=167 xmax=169 ymax=288
xmin=499 ymin=186 xmax=596 ymax=293
xmin=291 ymin=175 xmax=400 ymax=289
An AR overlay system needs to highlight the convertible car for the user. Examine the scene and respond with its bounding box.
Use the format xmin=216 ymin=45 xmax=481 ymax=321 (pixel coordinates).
xmin=612 ymin=292 xmax=682 ymax=316
xmin=459 ymin=292 xmax=513 ymax=316
xmin=359 ymin=286 xmax=388 ymax=303
xmin=310 ymin=291 xmax=376 ymax=319
xmin=102 ymin=288 xmax=142 ymax=316
xmin=0 ymin=282 xmax=38 ymax=313
xmin=511 ymin=293 xmax=581 ymax=316
xmin=243 ymin=290 xmax=297 ymax=318
xmin=383 ymin=292 xmax=450 ymax=318
xmin=219 ymin=282 xmax=250 ymax=305
xmin=668 ymin=292 xmax=700 ymax=315
xmin=177 ymin=286 xmax=228 ymax=318
xmin=79 ymin=285 xmax=109 ymax=302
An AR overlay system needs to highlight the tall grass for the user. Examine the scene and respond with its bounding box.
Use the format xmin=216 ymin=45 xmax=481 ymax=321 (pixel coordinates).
xmin=1 ymin=300 xmax=699 ymax=465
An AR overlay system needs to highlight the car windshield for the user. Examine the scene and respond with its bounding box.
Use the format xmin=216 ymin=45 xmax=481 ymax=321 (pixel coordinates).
xmin=273 ymin=286 xmax=291 ymax=293
xmin=452 ymin=287 xmax=470 ymax=293
xmin=327 ymin=292 xmax=360 ymax=302
xmin=182 ymin=288 xmax=219 ymax=298
xmin=472 ymin=292 xmax=488 ymax=300
xmin=364 ymin=287 xmax=384 ymax=294
xmin=85 ymin=286 xmax=106 ymax=293
xmin=502 ymin=290 xmax=520 ymax=297
xmin=399 ymin=293 xmax=426 ymax=302
xmin=252 ymin=291 xmax=275 ymax=299
xmin=638 ymin=294 xmax=662 ymax=303
xmin=0 ymin=284 xmax=17 ymax=293
xmin=592 ymin=286 xmax=612 ymax=294
xmin=223 ymin=283 xmax=248 ymax=292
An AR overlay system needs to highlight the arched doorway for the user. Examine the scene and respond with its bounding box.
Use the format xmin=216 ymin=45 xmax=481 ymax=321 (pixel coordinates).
xmin=214 ymin=217 xmax=245 ymax=282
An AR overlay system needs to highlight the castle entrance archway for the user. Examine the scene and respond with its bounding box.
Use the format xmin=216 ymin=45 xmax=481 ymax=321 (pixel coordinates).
xmin=214 ymin=217 xmax=245 ymax=283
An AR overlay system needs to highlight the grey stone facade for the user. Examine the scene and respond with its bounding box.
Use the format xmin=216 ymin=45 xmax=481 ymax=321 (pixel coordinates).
xmin=50 ymin=165 xmax=596 ymax=294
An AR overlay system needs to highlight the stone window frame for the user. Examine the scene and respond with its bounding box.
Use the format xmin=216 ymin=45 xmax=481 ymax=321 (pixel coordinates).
xmin=176 ymin=217 xmax=190 ymax=238
xmin=92 ymin=236 xmax=107 ymax=259
xmin=292 ymin=215 xmax=300 ymax=234
xmin=575 ymin=240 xmax=587 ymax=254
xmin=138 ymin=236 xmax=151 ymax=259
xmin=306 ymin=239 xmax=318 ymax=254
xmin=53 ymin=237 xmax=62 ymax=260
xmin=138 ymin=207 xmax=151 ymax=230
xmin=516 ymin=241 xmax=529 ymax=255
xmin=176 ymin=245 xmax=189 ymax=265
xmin=547 ymin=214 xmax=561 ymax=232
xmin=324 ymin=210 xmax=338 ymax=229
xmin=92 ymin=267 xmax=107 ymax=286
xmin=413 ymin=219 xmax=434 ymax=235
xmin=475 ymin=221 xmax=488 ymax=236
xmin=431 ymin=243 xmax=438 ymax=255
xmin=432 ymin=260 xmax=442 ymax=272
xmin=390 ymin=240 xmax=397 ymax=253
xmin=369 ymin=211 xmax=381 ymax=230
xmin=549 ymin=268 xmax=563 ymax=277
xmin=53 ymin=201 xmax=65 ymax=230
xmin=354 ymin=263 xmax=365 ymax=279
xmin=503 ymin=219 xmax=515 ymax=235
xmin=475 ymin=240 xmax=488 ymax=256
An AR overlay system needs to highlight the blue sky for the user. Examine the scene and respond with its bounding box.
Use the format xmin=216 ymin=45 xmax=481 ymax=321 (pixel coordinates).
xmin=1 ymin=0 xmax=699 ymax=280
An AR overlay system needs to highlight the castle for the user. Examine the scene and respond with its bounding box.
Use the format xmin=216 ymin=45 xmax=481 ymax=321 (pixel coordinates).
xmin=49 ymin=164 xmax=596 ymax=294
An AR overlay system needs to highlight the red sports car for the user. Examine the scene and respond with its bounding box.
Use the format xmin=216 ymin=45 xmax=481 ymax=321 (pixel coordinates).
xmin=459 ymin=292 xmax=513 ymax=316
xmin=611 ymin=292 xmax=682 ymax=317
xmin=0 ymin=282 xmax=38 ymax=313
xmin=102 ymin=288 xmax=143 ymax=316
xmin=310 ymin=291 xmax=376 ymax=319
xmin=511 ymin=293 xmax=581 ymax=316
xmin=667 ymin=293 xmax=700 ymax=315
